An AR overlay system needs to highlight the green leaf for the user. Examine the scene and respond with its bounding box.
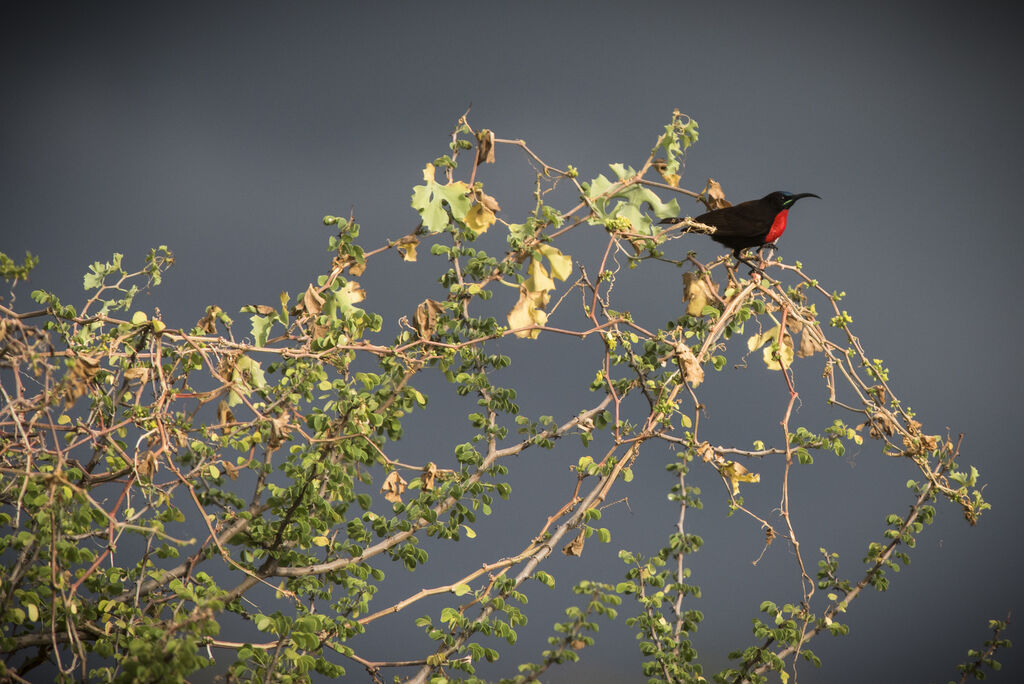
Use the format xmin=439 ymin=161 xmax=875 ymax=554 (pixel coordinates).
xmin=410 ymin=163 xmax=472 ymax=233
xmin=249 ymin=315 xmax=274 ymax=348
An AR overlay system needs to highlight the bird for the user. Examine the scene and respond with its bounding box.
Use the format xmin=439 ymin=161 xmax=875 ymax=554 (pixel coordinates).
xmin=669 ymin=191 xmax=820 ymax=271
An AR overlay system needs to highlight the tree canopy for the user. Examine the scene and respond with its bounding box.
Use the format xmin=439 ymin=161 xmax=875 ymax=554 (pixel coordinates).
xmin=0 ymin=112 xmax=1000 ymax=683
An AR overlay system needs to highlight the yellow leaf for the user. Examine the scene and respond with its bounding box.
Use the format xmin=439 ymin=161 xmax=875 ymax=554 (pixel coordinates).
xmin=720 ymin=460 xmax=760 ymax=496
xmin=397 ymin=236 xmax=419 ymax=262
xmin=747 ymin=326 xmax=779 ymax=353
xmin=341 ymin=280 xmax=366 ymax=304
xmin=537 ymin=244 xmax=572 ymax=281
xmin=526 ymin=258 xmax=555 ymax=294
xmin=465 ymin=202 xmax=496 ymax=234
xmin=312 ymin=535 xmax=329 ymax=547
xmin=507 ymin=285 xmax=549 ymax=339
xmin=747 ymin=326 xmax=794 ymax=370
xmin=682 ymin=272 xmax=718 ymax=317
xmin=27 ymin=603 xmax=38 ymax=622
xmin=762 ymin=334 xmax=794 ymax=370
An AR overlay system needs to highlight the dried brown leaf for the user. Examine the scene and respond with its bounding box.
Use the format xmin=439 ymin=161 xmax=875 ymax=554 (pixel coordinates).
xmin=381 ymin=470 xmax=408 ymax=504
xmin=414 ymin=299 xmax=445 ymax=340
xmin=217 ymin=399 xmax=235 ymax=427
xmin=197 ymin=305 xmax=222 ymax=334
xmin=703 ymin=178 xmax=731 ymax=210
xmin=303 ymin=285 xmax=325 ymax=317
xmin=422 ymin=461 xmax=438 ymax=491
xmin=796 ymin=329 xmax=824 ymax=358
xmin=562 ymin=530 xmax=586 ymax=556
xmin=675 ymin=342 xmax=704 ymax=387
xmin=124 ymin=366 xmax=150 ymax=383
xmin=476 ymin=129 xmax=496 ymax=164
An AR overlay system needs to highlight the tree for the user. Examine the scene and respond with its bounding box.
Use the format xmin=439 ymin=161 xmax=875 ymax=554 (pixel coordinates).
xmin=0 ymin=112 xmax=1001 ymax=683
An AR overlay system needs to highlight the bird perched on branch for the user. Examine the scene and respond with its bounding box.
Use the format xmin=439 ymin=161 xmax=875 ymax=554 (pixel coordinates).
xmin=668 ymin=191 xmax=820 ymax=271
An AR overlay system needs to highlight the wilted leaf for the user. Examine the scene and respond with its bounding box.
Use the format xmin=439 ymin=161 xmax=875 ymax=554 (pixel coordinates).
xmin=332 ymin=255 xmax=368 ymax=277
xmin=303 ymin=284 xmax=325 ymax=317
xmin=268 ymin=411 xmax=293 ymax=447
xmin=422 ymin=461 xmax=438 ymax=491
xmin=675 ymin=342 xmax=704 ymax=387
xmin=703 ymin=178 xmax=731 ymax=210
xmin=381 ymin=470 xmax=408 ymax=504
xmin=697 ymin=441 xmax=715 ymax=462
xmin=507 ymin=285 xmax=548 ymax=339
xmin=796 ymin=329 xmax=824 ymax=358
xmin=396 ymin=236 xmax=419 ymax=262
xmin=682 ymin=272 xmax=718 ymax=317
xmin=763 ymin=335 xmax=794 ymax=370
xmin=537 ymin=244 xmax=572 ymax=281
xmin=465 ymin=202 xmax=496 ymax=234
xmin=562 ymin=530 xmax=586 ymax=556
xmin=747 ymin=326 xmax=794 ymax=370
xmin=64 ymin=354 xmax=101 ymax=405
xmin=720 ymin=460 xmax=760 ymax=496
xmin=652 ymin=157 xmax=681 ymax=187
xmin=414 ymin=299 xmax=445 ymax=340
xmin=340 ymin=280 xmax=366 ymax=304
xmin=478 ymin=191 xmax=501 ymax=213
xmin=123 ymin=366 xmax=150 ymax=383
xmin=137 ymin=451 xmax=158 ymax=479
xmin=476 ymin=129 xmax=496 ymax=164
xmin=859 ymin=411 xmax=898 ymax=440
xmin=527 ymin=258 xmax=555 ymax=294
xmin=217 ymin=399 xmax=235 ymax=426
xmin=197 ymin=305 xmax=223 ymax=334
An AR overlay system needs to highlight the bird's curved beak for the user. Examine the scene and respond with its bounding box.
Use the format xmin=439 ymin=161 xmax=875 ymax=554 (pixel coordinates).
xmin=792 ymin=193 xmax=820 ymax=201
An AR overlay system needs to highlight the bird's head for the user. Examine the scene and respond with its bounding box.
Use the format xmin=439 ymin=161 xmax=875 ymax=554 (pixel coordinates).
xmin=765 ymin=191 xmax=820 ymax=210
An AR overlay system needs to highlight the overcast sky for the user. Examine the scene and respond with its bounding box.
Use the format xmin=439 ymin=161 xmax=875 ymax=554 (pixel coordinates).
xmin=3 ymin=2 xmax=1023 ymax=682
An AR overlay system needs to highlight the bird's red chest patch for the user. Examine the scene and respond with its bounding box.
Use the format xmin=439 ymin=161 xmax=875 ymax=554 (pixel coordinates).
xmin=765 ymin=209 xmax=789 ymax=243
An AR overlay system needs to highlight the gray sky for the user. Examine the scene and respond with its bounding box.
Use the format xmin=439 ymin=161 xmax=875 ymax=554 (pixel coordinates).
xmin=3 ymin=2 xmax=1022 ymax=682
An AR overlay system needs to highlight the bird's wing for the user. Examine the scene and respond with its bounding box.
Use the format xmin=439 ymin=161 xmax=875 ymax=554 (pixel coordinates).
xmin=699 ymin=201 xmax=772 ymax=240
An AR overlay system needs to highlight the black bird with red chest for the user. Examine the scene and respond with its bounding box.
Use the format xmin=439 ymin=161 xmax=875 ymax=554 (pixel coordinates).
xmin=679 ymin=191 xmax=819 ymax=271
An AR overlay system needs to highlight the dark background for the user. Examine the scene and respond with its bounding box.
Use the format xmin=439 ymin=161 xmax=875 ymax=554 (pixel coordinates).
xmin=3 ymin=2 xmax=1022 ymax=682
